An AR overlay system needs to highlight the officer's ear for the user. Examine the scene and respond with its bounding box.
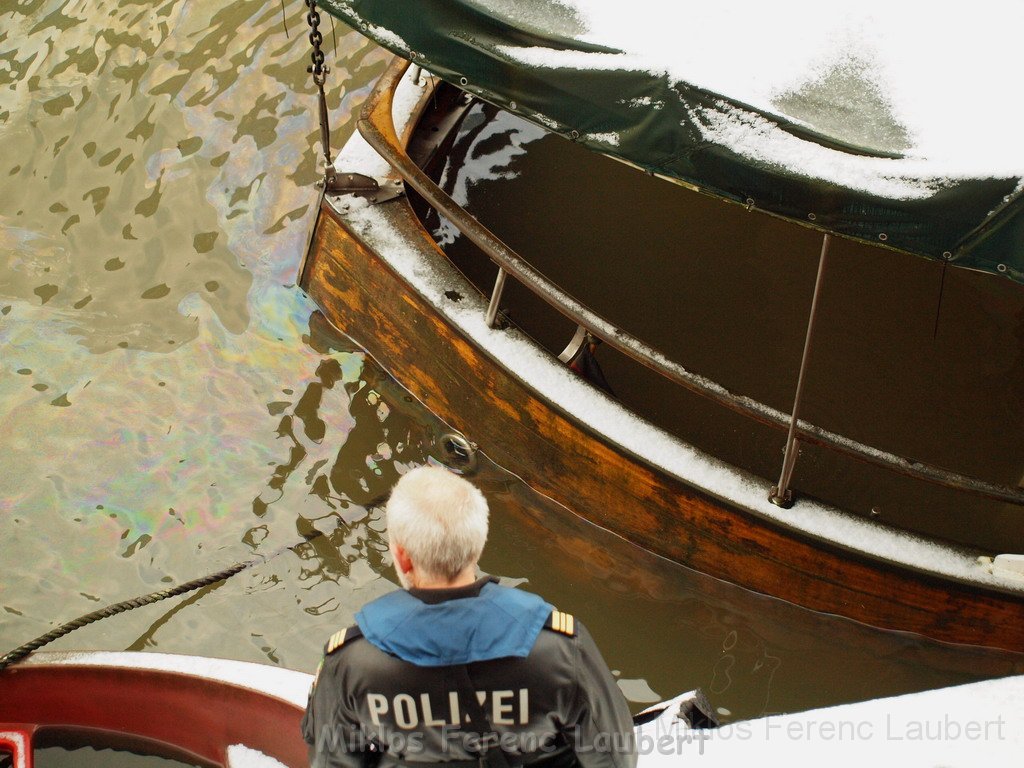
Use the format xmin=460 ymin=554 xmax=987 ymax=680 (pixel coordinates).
xmin=392 ymin=542 xmax=414 ymax=576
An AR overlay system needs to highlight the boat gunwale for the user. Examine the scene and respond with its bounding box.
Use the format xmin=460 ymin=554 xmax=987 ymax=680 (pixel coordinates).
xmin=315 ymin=192 xmax=1024 ymax=595
xmin=11 ymin=650 xmax=313 ymax=707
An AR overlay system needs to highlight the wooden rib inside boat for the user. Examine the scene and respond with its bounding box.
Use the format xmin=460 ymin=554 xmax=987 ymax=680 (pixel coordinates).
xmin=299 ymin=38 xmax=1024 ymax=654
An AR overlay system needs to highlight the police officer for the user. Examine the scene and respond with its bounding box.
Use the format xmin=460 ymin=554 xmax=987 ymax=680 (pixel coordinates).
xmin=302 ymin=466 xmax=636 ymax=768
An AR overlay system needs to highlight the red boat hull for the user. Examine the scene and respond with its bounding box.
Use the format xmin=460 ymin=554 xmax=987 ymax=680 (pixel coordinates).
xmin=0 ymin=654 xmax=310 ymax=768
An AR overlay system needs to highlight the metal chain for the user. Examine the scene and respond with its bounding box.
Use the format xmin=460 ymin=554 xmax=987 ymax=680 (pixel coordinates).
xmin=302 ymin=1 xmax=388 ymax=200
xmin=305 ymin=0 xmax=337 ymax=181
xmin=306 ymin=0 xmax=327 ymax=87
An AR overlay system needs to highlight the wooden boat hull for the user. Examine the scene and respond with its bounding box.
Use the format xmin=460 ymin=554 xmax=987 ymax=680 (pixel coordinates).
xmin=301 ymin=198 xmax=1024 ymax=654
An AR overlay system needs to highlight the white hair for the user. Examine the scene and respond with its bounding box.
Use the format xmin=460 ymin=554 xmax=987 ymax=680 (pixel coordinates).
xmin=386 ymin=466 xmax=489 ymax=582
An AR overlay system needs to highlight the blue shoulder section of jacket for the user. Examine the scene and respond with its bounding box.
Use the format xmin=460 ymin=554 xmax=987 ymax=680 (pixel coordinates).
xmin=355 ymin=582 xmax=553 ymax=667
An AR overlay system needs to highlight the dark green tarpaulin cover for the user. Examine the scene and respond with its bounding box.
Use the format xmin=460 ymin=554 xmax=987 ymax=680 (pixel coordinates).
xmin=321 ymin=0 xmax=1024 ymax=283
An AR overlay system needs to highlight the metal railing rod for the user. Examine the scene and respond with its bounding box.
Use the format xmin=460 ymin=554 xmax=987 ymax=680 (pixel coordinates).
xmin=353 ymin=56 xmax=1024 ymax=508
xmin=485 ymin=267 xmax=507 ymax=328
xmin=771 ymin=233 xmax=832 ymax=508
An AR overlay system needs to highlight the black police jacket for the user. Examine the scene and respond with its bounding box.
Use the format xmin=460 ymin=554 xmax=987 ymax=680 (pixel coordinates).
xmin=302 ymin=576 xmax=636 ymax=768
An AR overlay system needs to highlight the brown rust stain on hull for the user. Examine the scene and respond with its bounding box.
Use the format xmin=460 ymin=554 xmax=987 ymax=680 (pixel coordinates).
xmin=301 ymin=198 xmax=1024 ymax=654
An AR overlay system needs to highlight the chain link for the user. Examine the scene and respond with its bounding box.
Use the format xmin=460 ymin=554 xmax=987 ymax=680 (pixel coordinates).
xmin=306 ymin=0 xmax=328 ymax=86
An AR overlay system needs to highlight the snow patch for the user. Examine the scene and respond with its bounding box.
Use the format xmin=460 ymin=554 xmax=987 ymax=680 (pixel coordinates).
xmin=639 ymin=675 xmax=1024 ymax=767
xmin=586 ymin=131 xmax=620 ymax=147
xmin=492 ymin=1 xmax=1024 ymax=186
xmin=227 ymin=745 xmax=288 ymax=768
xmin=362 ymin=23 xmax=409 ymax=56
xmin=691 ymin=101 xmax=944 ymax=200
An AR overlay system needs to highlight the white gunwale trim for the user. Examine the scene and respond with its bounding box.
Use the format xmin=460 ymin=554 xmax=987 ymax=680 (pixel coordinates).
xmin=0 ymin=731 xmax=29 ymax=768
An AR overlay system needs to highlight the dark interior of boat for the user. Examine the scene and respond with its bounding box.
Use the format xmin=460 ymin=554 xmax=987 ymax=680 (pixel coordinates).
xmin=406 ymin=83 xmax=1024 ymax=554
xmin=30 ymin=728 xmax=213 ymax=768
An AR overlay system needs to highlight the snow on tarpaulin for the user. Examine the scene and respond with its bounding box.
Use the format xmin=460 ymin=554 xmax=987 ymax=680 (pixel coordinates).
xmin=320 ymin=0 xmax=1024 ymax=281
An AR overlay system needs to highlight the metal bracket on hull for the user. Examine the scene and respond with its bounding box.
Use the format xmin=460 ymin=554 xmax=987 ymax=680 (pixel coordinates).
xmin=558 ymin=325 xmax=590 ymax=364
xmin=304 ymin=0 xmax=403 ymax=206
xmin=323 ymin=172 xmax=404 ymax=204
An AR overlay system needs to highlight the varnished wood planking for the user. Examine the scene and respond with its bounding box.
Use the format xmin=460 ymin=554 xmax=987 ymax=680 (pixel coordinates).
xmin=493 ymin=455 xmax=1024 ymax=677
xmin=301 ymin=199 xmax=1024 ymax=654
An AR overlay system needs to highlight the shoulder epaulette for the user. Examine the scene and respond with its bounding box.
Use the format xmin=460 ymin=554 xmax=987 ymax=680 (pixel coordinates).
xmin=545 ymin=609 xmax=576 ymax=637
xmin=325 ymin=624 xmax=363 ymax=655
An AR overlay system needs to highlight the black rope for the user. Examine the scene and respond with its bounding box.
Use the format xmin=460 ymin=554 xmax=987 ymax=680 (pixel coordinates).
xmin=0 ymin=382 xmax=430 ymax=680
xmin=0 ymin=558 xmax=257 ymax=672
xmin=0 ymin=497 xmax=388 ymax=672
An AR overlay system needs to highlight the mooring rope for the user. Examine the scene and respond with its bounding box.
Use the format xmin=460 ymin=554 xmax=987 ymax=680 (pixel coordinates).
xmin=0 ymin=557 xmax=259 ymax=672
xmin=0 ymin=394 xmax=478 ymax=671
xmin=0 ymin=504 xmax=385 ymax=673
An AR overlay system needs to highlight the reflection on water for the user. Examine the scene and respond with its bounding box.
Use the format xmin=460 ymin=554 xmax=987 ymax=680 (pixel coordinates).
xmin=0 ymin=0 xmax=390 ymax=658
xmin=1 ymin=0 xmax=1022 ymax=725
